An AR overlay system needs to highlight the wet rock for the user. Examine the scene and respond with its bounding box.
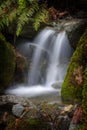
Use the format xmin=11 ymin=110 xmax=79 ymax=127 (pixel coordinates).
xmin=0 ymin=96 xmax=80 ymax=130
xmin=12 ymin=104 xmax=24 ymax=117
xmin=50 ymin=19 xmax=87 ymax=48
xmin=14 ymin=51 xmax=28 ymax=83
xmin=0 ymin=95 xmax=38 ymax=118
xmin=69 ymin=121 xmax=80 ymax=130
xmin=52 ymin=81 xmax=62 ymax=89
xmin=57 ymin=114 xmax=70 ymax=130
xmin=0 ymin=95 xmax=34 ymax=106
xmin=63 ymin=19 xmax=87 ymax=48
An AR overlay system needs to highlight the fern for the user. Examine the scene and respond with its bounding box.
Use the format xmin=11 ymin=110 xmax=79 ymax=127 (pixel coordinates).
xmin=16 ymin=11 xmax=29 ymax=36
xmin=6 ymin=9 xmax=17 ymax=24
xmin=0 ymin=0 xmax=49 ymax=36
xmin=33 ymin=8 xmax=48 ymax=30
xmin=0 ymin=17 xmax=7 ymax=29
xmin=17 ymin=0 xmax=26 ymax=13
xmin=16 ymin=1 xmax=39 ymax=36
xmin=0 ymin=0 xmax=17 ymax=28
xmin=0 ymin=0 xmax=14 ymax=16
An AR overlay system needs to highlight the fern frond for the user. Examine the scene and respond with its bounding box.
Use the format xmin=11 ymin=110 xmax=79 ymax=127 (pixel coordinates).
xmin=0 ymin=0 xmax=49 ymax=36
xmin=27 ymin=2 xmax=39 ymax=17
xmin=0 ymin=0 xmax=11 ymax=16
xmin=33 ymin=8 xmax=48 ymax=30
xmin=17 ymin=0 xmax=26 ymax=13
xmin=0 ymin=18 xmax=6 ymax=29
xmin=0 ymin=0 xmax=17 ymax=28
xmin=16 ymin=1 xmax=39 ymax=36
xmin=16 ymin=11 xmax=29 ymax=36
xmin=6 ymin=9 xmax=17 ymax=25
xmin=0 ymin=16 xmax=7 ymax=29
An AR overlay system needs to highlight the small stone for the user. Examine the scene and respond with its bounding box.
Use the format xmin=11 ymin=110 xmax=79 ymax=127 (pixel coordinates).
xmin=12 ymin=104 xmax=24 ymax=117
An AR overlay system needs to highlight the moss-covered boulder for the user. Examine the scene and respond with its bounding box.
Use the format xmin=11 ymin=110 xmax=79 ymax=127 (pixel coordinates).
xmin=61 ymin=28 xmax=87 ymax=103
xmin=81 ymin=29 xmax=87 ymax=115
xmin=82 ymin=67 xmax=87 ymax=115
xmin=0 ymin=33 xmax=15 ymax=92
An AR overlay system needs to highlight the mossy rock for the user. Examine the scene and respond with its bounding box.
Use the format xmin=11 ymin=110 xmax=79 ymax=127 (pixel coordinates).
xmin=0 ymin=33 xmax=15 ymax=92
xmin=81 ymin=29 xmax=87 ymax=115
xmin=82 ymin=67 xmax=87 ymax=115
xmin=61 ymin=28 xmax=87 ymax=103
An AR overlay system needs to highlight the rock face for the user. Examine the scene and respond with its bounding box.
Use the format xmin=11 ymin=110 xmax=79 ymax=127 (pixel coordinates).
xmin=0 ymin=33 xmax=15 ymax=92
xmin=61 ymin=19 xmax=87 ymax=48
xmin=52 ymin=19 xmax=87 ymax=49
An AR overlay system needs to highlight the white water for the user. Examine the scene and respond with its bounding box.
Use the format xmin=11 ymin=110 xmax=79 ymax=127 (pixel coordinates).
xmin=45 ymin=31 xmax=72 ymax=86
xmin=28 ymin=28 xmax=55 ymax=85
xmin=6 ymin=27 xmax=73 ymax=97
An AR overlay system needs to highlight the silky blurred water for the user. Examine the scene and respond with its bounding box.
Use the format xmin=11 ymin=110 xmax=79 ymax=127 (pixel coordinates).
xmin=6 ymin=27 xmax=73 ymax=98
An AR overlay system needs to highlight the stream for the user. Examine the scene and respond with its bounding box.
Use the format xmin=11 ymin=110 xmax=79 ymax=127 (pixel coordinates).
xmin=0 ymin=25 xmax=83 ymax=130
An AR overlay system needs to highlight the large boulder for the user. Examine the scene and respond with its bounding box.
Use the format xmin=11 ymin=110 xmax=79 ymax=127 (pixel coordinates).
xmin=0 ymin=33 xmax=15 ymax=92
xmin=61 ymin=28 xmax=87 ymax=102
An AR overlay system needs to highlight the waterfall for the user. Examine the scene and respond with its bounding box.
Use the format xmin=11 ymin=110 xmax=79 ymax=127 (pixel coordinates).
xmin=28 ymin=28 xmax=55 ymax=85
xmin=6 ymin=27 xmax=73 ymax=97
xmin=45 ymin=31 xmax=72 ymax=86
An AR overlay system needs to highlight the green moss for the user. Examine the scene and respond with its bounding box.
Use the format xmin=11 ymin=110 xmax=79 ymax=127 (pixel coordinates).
xmin=61 ymin=45 xmax=83 ymax=102
xmin=61 ymin=28 xmax=87 ymax=102
xmin=82 ymin=67 xmax=87 ymax=115
xmin=0 ymin=33 xmax=15 ymax=91
xmin=6 ymin=117 xmax=49 ymax=130
xmin=81 ymin=29 xmax=87 ymax=115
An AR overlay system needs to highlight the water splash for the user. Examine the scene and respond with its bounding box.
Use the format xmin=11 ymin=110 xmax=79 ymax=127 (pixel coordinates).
xmin=6 ymin=85 xmax=58 ymax=97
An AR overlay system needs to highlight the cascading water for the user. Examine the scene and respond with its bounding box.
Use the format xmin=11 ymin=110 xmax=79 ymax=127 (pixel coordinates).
xmin=28 ymin=28 xmax=55 ymax=85
xmin=45 ymin=31 xmax=72 ymax=86
xmin=6 ymin=27 xmax=73 ymax=97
